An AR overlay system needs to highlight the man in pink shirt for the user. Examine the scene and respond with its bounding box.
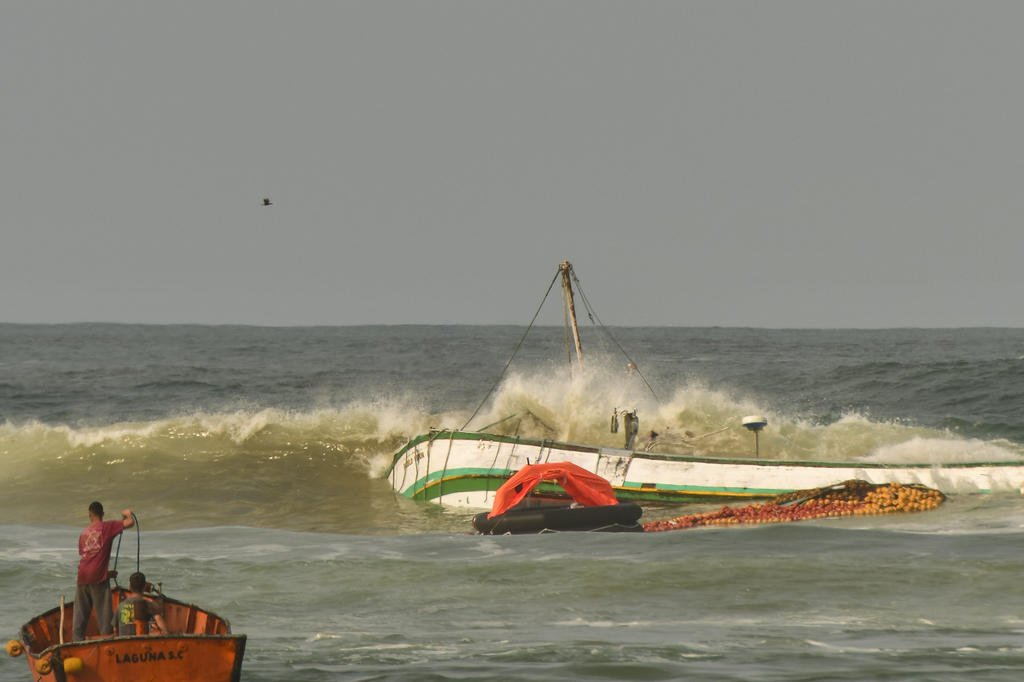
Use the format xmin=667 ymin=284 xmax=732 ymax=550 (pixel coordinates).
xmin=72 ymin=501 xmax=134 ymax=641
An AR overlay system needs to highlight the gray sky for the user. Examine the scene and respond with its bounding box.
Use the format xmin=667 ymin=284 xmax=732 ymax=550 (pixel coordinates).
xmin=3 ymin=1 xmax=1023 ymax=327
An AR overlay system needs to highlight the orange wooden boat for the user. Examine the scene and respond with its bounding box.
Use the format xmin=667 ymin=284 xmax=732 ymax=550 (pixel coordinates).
xmin=7 ymin=585 xmax=245 ymax=682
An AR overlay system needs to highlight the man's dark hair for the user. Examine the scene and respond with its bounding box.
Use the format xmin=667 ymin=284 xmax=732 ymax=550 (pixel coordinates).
xmin=88 ymin=501 xmax=104 ymax=517
xmin=129 ymin=572 xmax=147 ymax=593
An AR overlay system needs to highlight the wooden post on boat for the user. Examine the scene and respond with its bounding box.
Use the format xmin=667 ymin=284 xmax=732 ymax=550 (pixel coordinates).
xmin=560 ymin=260 xmax=584 ymax=368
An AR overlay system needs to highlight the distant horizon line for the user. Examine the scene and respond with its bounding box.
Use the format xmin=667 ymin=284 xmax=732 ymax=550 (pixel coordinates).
xmin=2 ymin=320 xmax=1023 ymax=331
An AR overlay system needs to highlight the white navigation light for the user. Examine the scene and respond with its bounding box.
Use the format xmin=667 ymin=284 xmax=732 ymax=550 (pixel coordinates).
xmin=741 ymin=416 xmax=768 ymax=457
xmin=742 ymin=415 xmax=768 ymax=432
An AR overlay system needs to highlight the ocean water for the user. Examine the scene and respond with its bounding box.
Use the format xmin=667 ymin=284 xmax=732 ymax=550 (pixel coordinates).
xmin=2 ymin=324 xmax=1024 ymax=680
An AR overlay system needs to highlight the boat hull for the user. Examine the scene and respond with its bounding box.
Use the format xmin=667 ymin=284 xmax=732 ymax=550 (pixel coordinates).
xmin=472 ymin=503 xmax=644 ymax=534
xmin=16 ymin=590 xmax=245 ymax=682
xmin=387 ymin=430 xmax=1024 ymax=509
xmin=21 ymin=634 xmax=246 ymax=682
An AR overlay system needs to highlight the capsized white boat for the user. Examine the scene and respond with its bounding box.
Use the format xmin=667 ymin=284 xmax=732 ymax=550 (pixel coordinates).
xmin=388 ymin=428 xmax=1024 ymax=508
xmin=385 ymin=261 xmax=1024 ymax=509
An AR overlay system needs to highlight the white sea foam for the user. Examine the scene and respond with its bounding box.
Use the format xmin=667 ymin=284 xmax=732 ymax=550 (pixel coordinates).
xmin=804 ymin=640 xmax=887 ymax=654
xmin=864 ymin=436 xmax=1023 ymax=464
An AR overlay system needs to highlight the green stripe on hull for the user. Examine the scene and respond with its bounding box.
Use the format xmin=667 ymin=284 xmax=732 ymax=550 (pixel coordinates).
xmin=398 ymin=467 xmax=512 ymax=501
xmin=401 ymin=471 xmax=785 ymax=503
xmin=620 ymin=481 xmax=787 ymax=497
xmin=409 ymin=475 xmax=510 ymax=503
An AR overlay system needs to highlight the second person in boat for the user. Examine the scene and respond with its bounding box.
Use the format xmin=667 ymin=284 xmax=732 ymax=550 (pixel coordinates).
xmin=117 ymin=571 xmax=168 ymax=635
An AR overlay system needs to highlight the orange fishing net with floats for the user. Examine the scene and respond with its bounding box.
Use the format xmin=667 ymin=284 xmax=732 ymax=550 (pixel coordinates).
xmin=643 ymin=480 xmax=945 ymax=532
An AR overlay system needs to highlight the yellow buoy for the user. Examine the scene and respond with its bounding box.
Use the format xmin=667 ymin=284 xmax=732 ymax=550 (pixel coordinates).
xmin=63 ymin=657 xmax=84 ymax=674
xmin=5 ymin=640 xmax=23 ymax=657
xmin=35 ymin=658 xmax=52 ymax=674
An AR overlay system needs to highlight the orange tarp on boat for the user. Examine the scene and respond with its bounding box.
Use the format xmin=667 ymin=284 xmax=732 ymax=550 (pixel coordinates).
xmin=487 ymin=462 xmax=619 ymax=518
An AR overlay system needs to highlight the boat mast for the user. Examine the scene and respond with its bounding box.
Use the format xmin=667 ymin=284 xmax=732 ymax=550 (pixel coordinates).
xmin=560 ymin=260 xmax=584 ymax=368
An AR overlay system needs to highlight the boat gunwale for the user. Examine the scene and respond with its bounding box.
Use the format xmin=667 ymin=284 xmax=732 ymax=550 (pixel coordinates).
xmin=26 ymin=632 xmax=247 ymax=660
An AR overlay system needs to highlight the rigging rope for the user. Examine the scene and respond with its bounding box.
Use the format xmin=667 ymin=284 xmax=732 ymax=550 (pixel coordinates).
xmin=562 ymin=287 xmax=573 ymax=366
xmin=461 ymin=263 xmax=661 ymax=430
xmin=570 ymin=269 xmax=660 ymax=402
xmin=132 ymin=512 xmax=140 ymax=574
xmin=112 ymin=535 xmax=121 ymax=585
xmin=461 ymin=270 xmax=561 ymax=431
xmin=111 ymin=512 xmax=141 ymax=587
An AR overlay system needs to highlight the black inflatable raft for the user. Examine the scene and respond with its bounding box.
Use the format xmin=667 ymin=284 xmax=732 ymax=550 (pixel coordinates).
xmin=472 ymin=502 xmax=644 ymax=534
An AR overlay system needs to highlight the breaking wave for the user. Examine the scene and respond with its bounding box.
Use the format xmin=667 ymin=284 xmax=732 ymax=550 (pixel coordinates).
xmin=3 ymin=362 xmax=1021 ymax=531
